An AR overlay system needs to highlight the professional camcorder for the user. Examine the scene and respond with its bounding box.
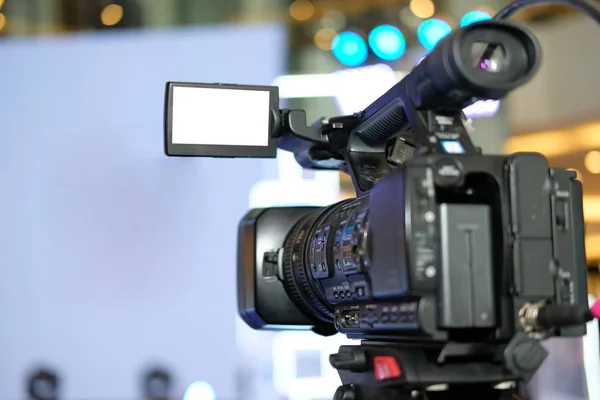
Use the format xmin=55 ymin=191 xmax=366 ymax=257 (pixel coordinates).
xmin=164 ymin=1 xmax=600 ymax=398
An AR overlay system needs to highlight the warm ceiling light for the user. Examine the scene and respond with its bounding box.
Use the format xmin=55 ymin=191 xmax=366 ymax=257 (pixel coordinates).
xmin=586 ymin=234 xmax=600 ymax=260
xmin=100 ymin=4 xmax=124 ymax=26
xmin=0 ymin=13 xmax=6 ymax=32
xmin=409 ymin=0 xmax=435 ymax=19
xmin=572 ymin=123 xmax=600 ymax=149
xmin=583 ymin=196 xmax=600 ymax=222
xmin=585 ymin=151 xmax=600 ymax=174
xmin=289 ymin=0 xmax=315 ymax=21
xmin=314 ymin=28 xmax=337 ymax=50
xmin=505 ymin=130 xmax=572 ymax=157
xmin=505 ymin=122 xmax=600 ymax=158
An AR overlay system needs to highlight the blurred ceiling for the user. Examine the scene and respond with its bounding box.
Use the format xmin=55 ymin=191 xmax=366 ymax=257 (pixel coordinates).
xmin=509 ymin=2 xmax=597 ymax=21
xmin=296 ymin=0 xmax=600 ymax=22
xmin=2 ymin=0 xmax=599 ymax=37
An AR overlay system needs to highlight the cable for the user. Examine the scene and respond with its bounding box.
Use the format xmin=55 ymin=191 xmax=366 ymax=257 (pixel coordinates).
xmin=494 ymin=0 xmax=600 ymax=25
xmin=535 ymin=304 xmax=593 ymax=328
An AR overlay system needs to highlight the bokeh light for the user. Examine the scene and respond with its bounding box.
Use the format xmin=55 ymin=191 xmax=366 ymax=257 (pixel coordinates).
xmin=289 ymin=0 xmax=315 ymax=21
xmin=409 ymin=0 xmax=435 ymax=19
xmin=331 ymin=31 xmax=368 ymax=67
xmin=314 ymin=28 xmax=338 ymax=51
xmin=417 ymin=18 xmax=452 ymax=50
xmin=368 ymin=25 xmax=406 ymax=61
xmin=183 ymin=381 xmax=216 ymax=400
xmin=0 ymin=13 xmax=5 ymax=31
xmin=460 ymin=10 xmax=492 ymax=27
xmin=585 ymin=151 xmax=600 ymax=174
xmin=100 ymin=4 xmax=124 ymax=26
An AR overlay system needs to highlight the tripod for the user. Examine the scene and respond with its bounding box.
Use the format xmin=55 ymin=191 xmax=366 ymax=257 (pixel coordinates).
xmin=329 ymin=334 xmax=547 ymax=400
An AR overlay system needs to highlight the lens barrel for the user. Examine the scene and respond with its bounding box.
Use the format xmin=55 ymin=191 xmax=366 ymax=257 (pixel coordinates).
xmin=280 ymin=198 xmax=370 ymax=324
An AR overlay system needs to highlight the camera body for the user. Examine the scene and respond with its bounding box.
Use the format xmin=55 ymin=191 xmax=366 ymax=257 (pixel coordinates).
xmin=164 ymin=18 xmax=591 ymax=392
xmin=239 ymin=152 xmax=588 ymax=343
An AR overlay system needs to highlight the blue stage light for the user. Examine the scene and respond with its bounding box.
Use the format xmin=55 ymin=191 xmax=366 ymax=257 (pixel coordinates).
xmin=460 ymin=10 xmax=492 ymax=27
xmin=331 ymin=31 xmax=368 ymax=67
xmin=417 ymin=18 xmax=452 ymax=51
xmin=368 ymin=25 xmax=406 ymax=61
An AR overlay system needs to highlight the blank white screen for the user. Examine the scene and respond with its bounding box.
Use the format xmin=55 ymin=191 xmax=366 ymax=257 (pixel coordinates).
xmin=171 ymin=86 xmax=270 ymax=146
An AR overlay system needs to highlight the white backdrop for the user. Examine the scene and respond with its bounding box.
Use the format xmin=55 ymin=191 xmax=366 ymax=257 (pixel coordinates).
xmin=0 ymin=23 xmax=286 ymax=400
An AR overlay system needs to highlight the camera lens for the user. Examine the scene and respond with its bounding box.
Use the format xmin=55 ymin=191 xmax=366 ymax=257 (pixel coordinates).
xmin=280 ymin=209 xmax=334 ymax=324
xmin=471 ymin=43 xmax=507 ymax=73
xmin=280 ymin=198 xmax=370 ymax=325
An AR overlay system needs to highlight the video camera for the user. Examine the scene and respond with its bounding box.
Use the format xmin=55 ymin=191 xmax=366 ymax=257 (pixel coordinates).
xmin=164 ymin=11 xmax=596 ymax=400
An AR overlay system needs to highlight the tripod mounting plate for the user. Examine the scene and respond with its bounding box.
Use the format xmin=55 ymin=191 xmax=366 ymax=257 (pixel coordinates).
xmin=329 ymin=335 xmax=547 ymax=400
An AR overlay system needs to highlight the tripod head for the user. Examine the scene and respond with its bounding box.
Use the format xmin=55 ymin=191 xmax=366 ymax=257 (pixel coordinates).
xmin=328 ymin=335 xmax=548 ymax=400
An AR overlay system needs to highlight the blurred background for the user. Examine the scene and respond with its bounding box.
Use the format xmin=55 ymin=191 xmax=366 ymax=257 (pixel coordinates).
xmin=1 ymin=0 xmax=600 ymax=399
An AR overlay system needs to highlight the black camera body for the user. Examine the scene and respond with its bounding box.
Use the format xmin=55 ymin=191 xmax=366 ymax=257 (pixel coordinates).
xmin=239 ymin=152 xmax=588 ymax=343
xmin=164 ymin=17 xmax=592 ymax=398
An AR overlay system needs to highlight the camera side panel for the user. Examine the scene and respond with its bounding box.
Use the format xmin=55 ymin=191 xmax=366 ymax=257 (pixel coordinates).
xmin=552 ymin=169 xmax=588 ymax=337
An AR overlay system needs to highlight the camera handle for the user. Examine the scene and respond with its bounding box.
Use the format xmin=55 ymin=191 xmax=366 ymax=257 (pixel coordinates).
xmin=329 ymin=337 xmax=547 ymax=400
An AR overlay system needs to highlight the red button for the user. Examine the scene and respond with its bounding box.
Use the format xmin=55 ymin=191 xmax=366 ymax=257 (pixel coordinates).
xmin=373 ymin=356 xmax=402 ymax=381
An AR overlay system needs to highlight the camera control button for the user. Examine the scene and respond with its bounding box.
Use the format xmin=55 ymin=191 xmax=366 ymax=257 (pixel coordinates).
xmin=434 ymin=158 xmax=463 ymax=187
xmin=373 ymin=356 xmax=402 ymax=381
xmin=362 ymin=312 xmax=377 ymax=325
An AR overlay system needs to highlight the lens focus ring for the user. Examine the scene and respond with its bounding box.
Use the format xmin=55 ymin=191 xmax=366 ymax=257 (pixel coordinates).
xmin=282 ymin=214 xmax=334 ymax=324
